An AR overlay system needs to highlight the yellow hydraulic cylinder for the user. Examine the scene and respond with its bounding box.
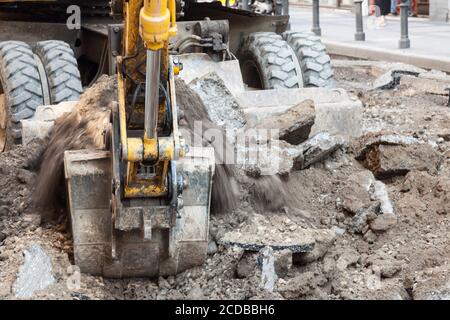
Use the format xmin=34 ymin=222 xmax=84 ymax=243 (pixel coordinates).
xmin=139 ymin=0 xmax=177 ymax=50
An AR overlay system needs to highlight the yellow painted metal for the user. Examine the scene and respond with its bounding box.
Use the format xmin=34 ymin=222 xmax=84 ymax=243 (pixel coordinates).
xmin=143 ymin=137 xmax=158 ymax=161
xmin=168 ymin=55 xmax=181 ymax=160
xmin=219 ymin=0 xmax=236 ymax=5
xmin=126 ymin=138 xmax=144 ymax=162
xmin=117 ymin=57 xmax=129 ymax=159
xmin=173 ymin=65 xmax=181 ymax=75
xmin=124 ymin=0 xmax=143 ymax=57
xmin=117 ymin=0 xmax=181 ymax=199
xmin=157 ymin=137 xmax=175 ymax=161
xmin=140 ymin=0 xmax=170 ymax=51
xmin=125 ymin=136 xmax=173 ymax=163
xmin=167 ymin=0 xmax=177 ymax=37
xmin=124 ymin=159 xmax=168 ymax=198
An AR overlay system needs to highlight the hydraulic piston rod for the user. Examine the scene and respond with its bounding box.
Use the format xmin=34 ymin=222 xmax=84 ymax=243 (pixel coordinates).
xmin=144 ymin=49 xmax=161 ymax=139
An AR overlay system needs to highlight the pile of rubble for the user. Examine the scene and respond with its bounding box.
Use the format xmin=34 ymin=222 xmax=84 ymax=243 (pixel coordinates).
xmin=1 ymin=58 xmax=450 ymax=300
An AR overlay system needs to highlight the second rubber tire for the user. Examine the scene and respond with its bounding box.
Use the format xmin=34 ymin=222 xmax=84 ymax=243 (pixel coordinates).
xmin=282 ymin=31 xmax=334 ymax=88
xmin=239 ymin=32 xmax=303 ymax=90
xmin=35 ymin=40 xmax=83 ymax=104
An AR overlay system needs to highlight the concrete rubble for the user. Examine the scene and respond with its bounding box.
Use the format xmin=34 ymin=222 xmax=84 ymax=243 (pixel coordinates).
xmin=219 ymin=214 xmax=316 ymax=253
xmin=338 ymin=59 xmax=450 ymax=97
xmin=338 ymin=170 xmax=397 ymax=233
xmin=293 ymin=132 xmax=345 ymax=170
xmin=259 ymin=247 xmax=277 ymax=292
xmin=21 ymin=101 xmax=77 ymax=145
xmin=355 ymin=134 xmax=442 ymax=179
xmin=13 ymin=244 xmax=55 ymax=299
xmin=2 ymin=58 xmax=450 ymax=300
xmin=251 ymin=99 xmax=315 ymax=145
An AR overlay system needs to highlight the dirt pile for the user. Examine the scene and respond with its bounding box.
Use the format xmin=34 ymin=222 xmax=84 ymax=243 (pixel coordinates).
xmin=0 ymin=143 xmax=39 ymax=242
xmin=33 ymin=76 xmax=115 ymax=217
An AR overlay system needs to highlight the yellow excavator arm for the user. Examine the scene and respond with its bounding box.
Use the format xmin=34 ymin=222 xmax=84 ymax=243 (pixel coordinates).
xmin=117 ymin=0 xmax=184 ymax=199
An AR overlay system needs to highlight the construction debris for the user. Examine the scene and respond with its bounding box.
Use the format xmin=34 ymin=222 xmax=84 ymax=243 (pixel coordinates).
xmin=355 ymin=134 xmax=442 ymax=179
xmin=293 ymin=132 xmax=345 ymax=170
xmin=219 ymin=214 xmax=316 ymax=253
xmin=2 ymin=59 xmax=450 ymax=300
xmin=13 ymin=244 xmax=55 ymax=298
xmin=251 ymin=100 xmax=315 ymax=145
xmin=21 ymin=102 xmax=77 ymax=146
xmin=260 ymin=247 xmax=277 ymax=292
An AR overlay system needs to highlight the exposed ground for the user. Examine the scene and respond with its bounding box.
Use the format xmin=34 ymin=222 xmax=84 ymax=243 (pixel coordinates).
xmin=1 ymin=59 xmax=450 ymax=300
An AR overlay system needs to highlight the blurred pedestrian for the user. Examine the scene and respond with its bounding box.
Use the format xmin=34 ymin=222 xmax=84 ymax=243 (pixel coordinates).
xmin=390 ymin=0 xmax=398 ymax=15
xmin=375 ymin=0 xmax=391 ymax=27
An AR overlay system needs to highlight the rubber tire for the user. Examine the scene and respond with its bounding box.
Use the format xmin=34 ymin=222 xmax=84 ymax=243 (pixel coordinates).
xmin=282 ymin=31 xmax=334 ymax=88
xmin=35 ymin=40 xmax=83 ymax=104
xmin=239 ymin=32 xmax=303 ymax=89
xmin=0 ymin=41 xmax=44 ymax=145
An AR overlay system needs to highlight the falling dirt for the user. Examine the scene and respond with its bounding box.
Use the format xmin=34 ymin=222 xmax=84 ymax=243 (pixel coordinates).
xmin=176 ymin=78 xmax=239 ymax=214
xmin=32 ymin=76 xmax=115 ymax=218
xmin=177 ymin=78 xmax=298 ymax=214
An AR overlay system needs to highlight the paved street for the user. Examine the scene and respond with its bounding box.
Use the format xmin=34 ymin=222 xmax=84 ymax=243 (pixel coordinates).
xmin=289 ymin=6 xmax=450 ymax=71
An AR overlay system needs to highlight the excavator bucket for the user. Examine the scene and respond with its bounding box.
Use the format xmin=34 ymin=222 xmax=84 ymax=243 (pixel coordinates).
xmin=64 ymin=147 xmax=215 ymax=278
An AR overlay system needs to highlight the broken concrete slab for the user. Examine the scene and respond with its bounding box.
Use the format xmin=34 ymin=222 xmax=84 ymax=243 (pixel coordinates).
xmin=218 ymin=214 xmax=315 ymax=253
xmin=238 ymin=140 xmax=298 ymax=177
xmin=250 ymin=100 xmax=315 ymax=145
xmin=401 ymin=74 xmax=450 ymax=96
xmin=369 ymin=61 xmax=450 ymax=95
xmin=372 ymin=71 xmax=401 ymax=90
xmin=260 ymin=247 xmax=277 ymax=292
xmin=239 ymin=88 xmax=363 ymax=139
xmin=293 ymin=132 xmax=345 ymax=170
xmin=177 ymin=53 xmax=245 ymax=96
xmin=338 ymin=170 xmax=378 ymax=233
xmin=372 ymin=70 xmax=421 ymax=90
xmin=354 ymin=134 xmax=442 ymax=179
xmin=362 ymin=144 xmax=441 ymax=179
xmin=13 ymin=244 xmax=55 ymax=299
xmin=338 ymin=170 xmax=397 ymax=233
xmin=354 ymin=134 xmax=419 ymax=159
xmin=339 ymin=170 xmax=374 ymax=215
xmin=221 ymin=230 xmax=315 ymax=253
xmin=236 ymin=87 xmax=349 ymax=111
xmin=369 ymin=213 xmax=398 ymax=232
xmin=190 ymin=72 xmax=246 ymax=131
xmin=21 ymin=101 xmax=77 ymax=145
xmin=240 ymin=132 xmax=339 ymax=176
xmin=310 ymin=100 xmax=363 ymax=139
xmin=333 ymin=60 xmax=426 ymax=77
